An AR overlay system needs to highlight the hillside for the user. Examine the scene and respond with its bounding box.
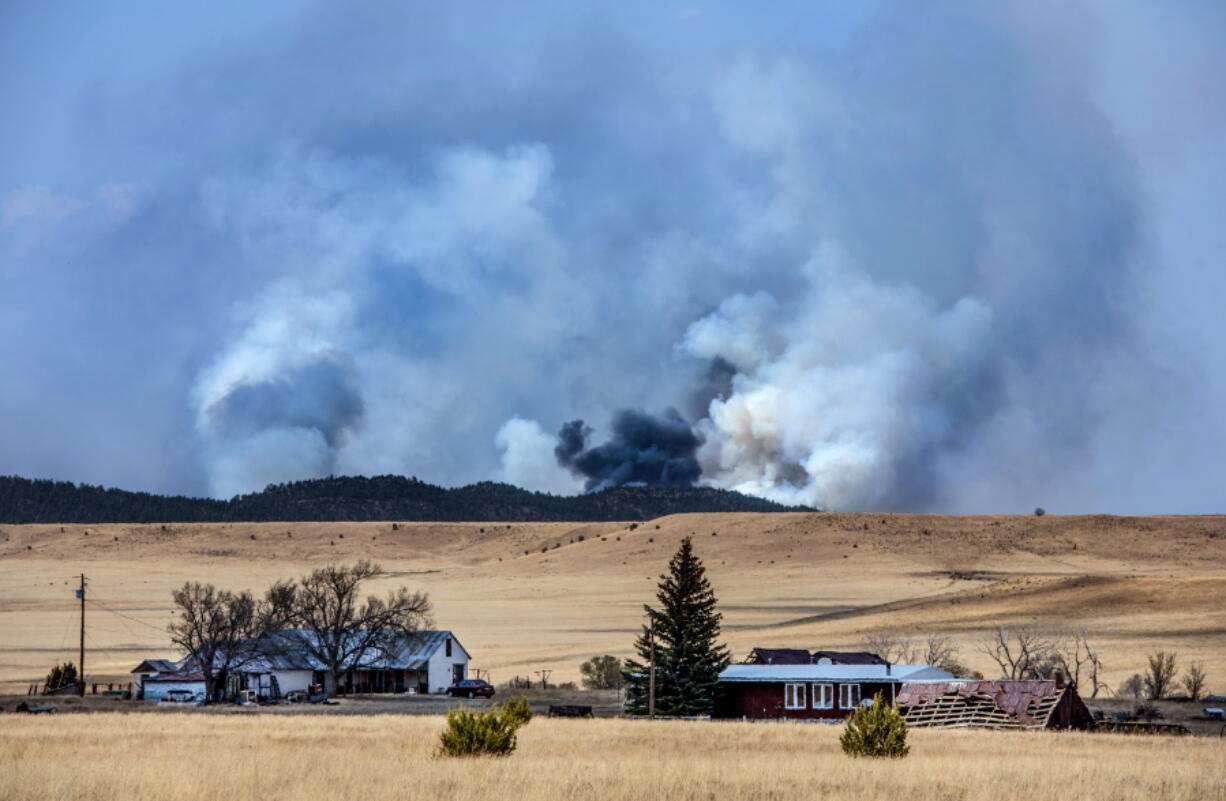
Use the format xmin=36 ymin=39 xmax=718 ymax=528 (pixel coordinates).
xmin=2 ymin=512 xmax=1224 ymax=695
xmin=0 ymin=475 xmax=809 ymax=524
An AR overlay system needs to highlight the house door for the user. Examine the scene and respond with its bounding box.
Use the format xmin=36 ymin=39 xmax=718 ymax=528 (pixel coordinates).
xmin=452 ymin=663 xmax=465 ymax=683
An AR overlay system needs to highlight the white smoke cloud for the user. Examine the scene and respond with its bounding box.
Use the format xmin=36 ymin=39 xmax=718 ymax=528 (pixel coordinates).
xmin=191 ymin=144 xmax=578 ymax=497
xmin=494 ymin=417 xmax=583 ymax=495
xmin=684 ymin=247 xmax=995 ymax=510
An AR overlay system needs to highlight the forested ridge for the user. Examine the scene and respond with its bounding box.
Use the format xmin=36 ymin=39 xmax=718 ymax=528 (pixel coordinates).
xmin=0 ymin=475 xmax=811 ymax=523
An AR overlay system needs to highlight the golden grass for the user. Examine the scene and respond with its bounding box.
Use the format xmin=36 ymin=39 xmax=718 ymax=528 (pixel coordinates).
xmin=1 ymin=714 xmax=1223 ymax=801
xmin=3 ymin=513 xmax=1226 ymax=691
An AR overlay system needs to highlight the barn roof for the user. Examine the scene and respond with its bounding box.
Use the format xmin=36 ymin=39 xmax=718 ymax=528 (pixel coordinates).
xmin=745 ymin=648 xmax=813 ymax=665
xmin=719 ymin=664 xmax=955 ymax=683
xmin=896 ymin=680 xmax=1075 ymax=728
xmin=812 ymin=651 xmax=888 ymax=666
xmin=131 ymin=659 xmax=179 ymax=674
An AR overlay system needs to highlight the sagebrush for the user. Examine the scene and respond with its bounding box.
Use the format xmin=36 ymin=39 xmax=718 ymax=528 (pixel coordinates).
xmin=840 ymin=694 xmax=909 ymax=758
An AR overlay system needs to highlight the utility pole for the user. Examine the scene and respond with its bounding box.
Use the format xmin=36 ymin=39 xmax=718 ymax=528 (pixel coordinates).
xmin=77 ymin=574 xmax=86 ymax=697
xmin=648 ymin=624 xmax=656 ymax=718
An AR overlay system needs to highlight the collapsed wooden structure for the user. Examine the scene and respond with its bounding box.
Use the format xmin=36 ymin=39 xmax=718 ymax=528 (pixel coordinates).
xmin=896 ymin=679 xmax=1094 ymax=730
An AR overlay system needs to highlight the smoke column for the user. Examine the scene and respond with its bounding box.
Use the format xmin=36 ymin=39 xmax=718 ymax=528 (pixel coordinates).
xmin=6 ymin=2 xmax=1223 ymax=512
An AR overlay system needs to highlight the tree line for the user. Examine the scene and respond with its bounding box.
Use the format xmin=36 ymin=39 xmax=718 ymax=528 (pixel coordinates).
xmin=0 ymin=474 xmax=807 ymax=524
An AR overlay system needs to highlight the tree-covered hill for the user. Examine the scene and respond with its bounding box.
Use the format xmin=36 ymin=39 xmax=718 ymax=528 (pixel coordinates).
xmin=0 ymin=475 xmax=812 ymax=524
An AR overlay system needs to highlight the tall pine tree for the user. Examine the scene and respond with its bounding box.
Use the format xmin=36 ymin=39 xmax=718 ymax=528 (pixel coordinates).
xmin=623 ymin=536 xmax=729 ymax=715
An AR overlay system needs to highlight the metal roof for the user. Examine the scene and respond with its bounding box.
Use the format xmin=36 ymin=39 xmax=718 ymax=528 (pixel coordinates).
xmin=719 ymin=664 xmax=956 ymax=683
xmin=144 ymin=672 xmax=206 ymax=683
xmin=131 ymin=659 xmax=180 ymax=674
xmin=812 ymin=651 xmax=888 ymax=666
xmin=241 ymin=630 xmax=462 ymax=672
xmin=746 ymin=648 xmax=813 ymax=665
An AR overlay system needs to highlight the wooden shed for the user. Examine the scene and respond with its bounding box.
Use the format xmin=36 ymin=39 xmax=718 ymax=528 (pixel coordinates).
xmin=896 ymin=679 xmax=1095 ymax=730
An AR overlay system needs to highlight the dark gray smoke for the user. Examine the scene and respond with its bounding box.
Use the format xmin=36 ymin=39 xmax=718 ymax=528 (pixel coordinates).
xmin=555 ymin=410 xmax=702 ymax=491
xmin=206 ymin=357 xmax=364 ymax=449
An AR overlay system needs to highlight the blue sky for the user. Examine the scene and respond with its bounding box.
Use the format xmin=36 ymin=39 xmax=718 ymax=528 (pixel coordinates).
xmin=2 ymin=1 xmax=1224 ymax=512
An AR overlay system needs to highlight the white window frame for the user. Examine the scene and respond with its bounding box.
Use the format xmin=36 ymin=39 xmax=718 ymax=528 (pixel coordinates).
xmin=783 ymin=682 xmax=806 ymax=710
xmin=813 ymin=682 xmax=833 ymax=709
xmin=839 ymin=683 xmax=861 ymax=709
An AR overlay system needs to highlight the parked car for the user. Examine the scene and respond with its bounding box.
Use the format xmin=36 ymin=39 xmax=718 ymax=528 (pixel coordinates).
xmin=157 ymin=689 xmax=202 ymax=706
xmin=445 ymin=679 xmax=495 ymax=698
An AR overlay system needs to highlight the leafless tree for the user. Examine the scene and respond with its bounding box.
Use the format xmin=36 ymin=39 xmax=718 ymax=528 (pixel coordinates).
xmin=978 ymin=626 xmax=1061 ymax=680
xmin=1057 ymin=630 xmax=1107 ymax=698
xmin=863 ymin=631 xmax=917 ymax=663
xmin=1118 ymin=673 xmax=1144 ymax=700
xmin=269 ymin=561 xmax=432 ymax=695
xmin=169 ymin=582 xmax=272 ymax=703
xmin=1143 ymin=651 xmax=1178 ymax=700
xmin=1181 ymin=662 xmax=1207 ymax=701
xmin=920 ymin=634 xmax=966 ymax=674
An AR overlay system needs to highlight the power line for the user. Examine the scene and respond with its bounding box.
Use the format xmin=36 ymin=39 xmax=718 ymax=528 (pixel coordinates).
xmin=87 ymin=598 xmax=169 ymax=634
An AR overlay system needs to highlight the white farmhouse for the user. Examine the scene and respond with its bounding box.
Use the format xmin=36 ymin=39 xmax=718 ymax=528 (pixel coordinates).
xmin=130 ymin=629 xmax=471 ymax=701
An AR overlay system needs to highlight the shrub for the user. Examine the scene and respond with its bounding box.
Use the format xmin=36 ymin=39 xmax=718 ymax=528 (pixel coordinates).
xmin=501 ymin=695 xmax=533 ymax=727
xmin=44 ymin=661 xmax=78 ymax=692
xmin=1034 ymin=507 xmax=1046 ymax=517
xmin=438 ymin=697 xmax=532 ymax=758
xmin=840 ymin=694 xmax=909 ymax=758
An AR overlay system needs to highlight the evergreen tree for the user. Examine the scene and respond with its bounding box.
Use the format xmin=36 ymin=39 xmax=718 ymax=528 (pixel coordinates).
xmin=623 ymin=536 xmax=729 ymax=715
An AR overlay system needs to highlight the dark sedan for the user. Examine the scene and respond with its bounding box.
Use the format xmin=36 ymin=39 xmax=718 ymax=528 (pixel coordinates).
xmin=445 ymin=678 xmax=495 ymax=698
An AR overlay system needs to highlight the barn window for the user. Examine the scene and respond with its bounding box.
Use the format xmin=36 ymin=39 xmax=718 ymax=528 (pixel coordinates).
xmin=813 ymin=682 xmax=833 ymax=709
xmin=839 ymin=683 xmax=861 ymax=708
xmin=445 ymin=638 xmax=452 ymax=657
xmin=784 ymin=682 xmax=806 ymax=709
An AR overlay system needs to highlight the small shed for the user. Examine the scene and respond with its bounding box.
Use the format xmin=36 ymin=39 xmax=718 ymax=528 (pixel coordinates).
xmin=896 ymin=680 xmax=1094 ymax=730
xmin=130 ymin=659 xmax=180 ymax=698
xmin=140 ymin=673 xmax=206 ymax=703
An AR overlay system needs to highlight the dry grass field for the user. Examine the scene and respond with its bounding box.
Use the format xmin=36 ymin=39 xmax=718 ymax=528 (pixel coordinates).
xmin=2 ymin=512 xmax=1226 ymax=693
xmin=1 ymin=713 xmax=1223 ymax=801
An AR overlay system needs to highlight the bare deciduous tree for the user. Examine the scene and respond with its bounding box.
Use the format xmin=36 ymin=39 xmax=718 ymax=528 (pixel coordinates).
xmin=169 ymin=582 xmax=270 ymax=703
xmin=863 ymin=631 xmax=915 ymax=664
xmin=1181 ymin=662 xmax=1207 ymax=701
xmin=1057 ymin=630 xmax=1107 ymax=698
xmin=1118 ymin=673 xmax=1144 ymax=700
xmin=269 ymin=561 xmax=432 ymax=695
xmin=1143 ymin=651 xmax=1178 ymax=700
xmin=978 ymin=626 xmax=1061 ymax=680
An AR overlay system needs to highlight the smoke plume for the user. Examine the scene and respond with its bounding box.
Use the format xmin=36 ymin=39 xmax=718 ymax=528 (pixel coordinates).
xmin=555 ymin=410 xmax=702 ymax=491
xmin=4 ymin=2 xmax=1225 ymax=512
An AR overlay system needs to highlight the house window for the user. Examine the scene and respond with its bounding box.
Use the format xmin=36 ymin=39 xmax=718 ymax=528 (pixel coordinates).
xmin=839 ymin=683 xmax=861 ymax=709
xmin=445 ymin=638 xmax=452 ymax=657
xmin=813 ymin=683 xmax=833 ymax=709
xmin=784 ymin=682 xmax=806 ymax=710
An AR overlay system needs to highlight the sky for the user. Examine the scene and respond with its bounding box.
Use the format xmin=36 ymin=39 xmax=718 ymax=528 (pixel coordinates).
xmin=2 ymin=1 xmax=1224 ymax=513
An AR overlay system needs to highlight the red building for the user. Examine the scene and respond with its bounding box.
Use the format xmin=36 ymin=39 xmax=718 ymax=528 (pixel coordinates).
xmin=715 ymin=664 xmax=957 ymax=720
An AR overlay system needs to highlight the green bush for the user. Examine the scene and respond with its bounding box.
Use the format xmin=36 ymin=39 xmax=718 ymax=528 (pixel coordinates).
xmin=438 ymin=697 xmax=532 ymax=757
xmin=839 ymin=693 xmax=909 ymax=758
xmin=44 ymin=661 xmax=78 ymax=691
xmin=501 ymin=695 xmax=533 ymax=727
